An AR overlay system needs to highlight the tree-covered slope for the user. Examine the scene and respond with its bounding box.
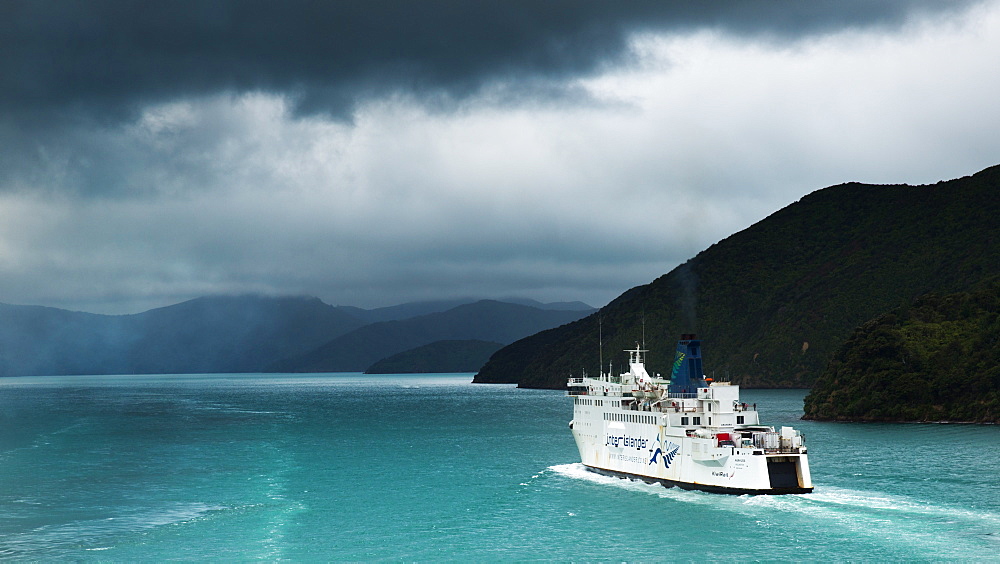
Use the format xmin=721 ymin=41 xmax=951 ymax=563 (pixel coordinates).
xmin=475 ymin=164 xmax=1000 ymax=389
xmin=365 ymin=340 xmax=504 ymax=374
xmin=802 ymin=280 xmax=1000 ymax=422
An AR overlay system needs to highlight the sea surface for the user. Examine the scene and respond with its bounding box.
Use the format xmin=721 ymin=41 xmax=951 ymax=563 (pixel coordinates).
xmin=1 ymin=373 xmax=998 ymax=561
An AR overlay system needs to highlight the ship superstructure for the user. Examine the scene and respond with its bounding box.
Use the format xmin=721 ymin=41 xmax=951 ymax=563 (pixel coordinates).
xmin=568 ymin=335 xmax=812 ymax=494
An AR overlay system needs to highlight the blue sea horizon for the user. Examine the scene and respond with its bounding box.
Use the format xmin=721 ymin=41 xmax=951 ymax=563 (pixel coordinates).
xmin=2 ymin=373 xmax=998 ymax=560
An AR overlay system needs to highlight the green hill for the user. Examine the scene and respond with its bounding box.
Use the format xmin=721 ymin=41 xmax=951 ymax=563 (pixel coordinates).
xmin=474 ymin=164 xmax=1000 ymax=389
xmin=365 ymin=340 xmax=504 ymax=374
xmin=802 ymin=280 xmax=1000 ymax=422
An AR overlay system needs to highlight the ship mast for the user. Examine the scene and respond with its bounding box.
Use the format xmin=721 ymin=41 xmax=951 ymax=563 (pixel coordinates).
xmin=599 ymin=313 xmax=604 ymax=380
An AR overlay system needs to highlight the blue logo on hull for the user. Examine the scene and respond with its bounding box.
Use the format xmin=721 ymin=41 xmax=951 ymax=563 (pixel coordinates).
xmin=650 ymin=435 xmax=680 ymax=468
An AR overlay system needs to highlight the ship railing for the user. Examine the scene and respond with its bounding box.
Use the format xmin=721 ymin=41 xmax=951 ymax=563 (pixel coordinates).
xmin=665 ymin=392 xmax=697 ymax=399
xmin=759 ymin=446 xmax=808 ymax=455
xmin=653 ymin=404 xmax=698 ymax=413
xmin=567 ymin=377 xmax=585 ymax=385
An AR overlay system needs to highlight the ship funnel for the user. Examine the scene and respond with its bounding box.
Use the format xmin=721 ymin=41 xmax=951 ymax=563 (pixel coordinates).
xmin=669 ymin=334 xmax=705 ymax=394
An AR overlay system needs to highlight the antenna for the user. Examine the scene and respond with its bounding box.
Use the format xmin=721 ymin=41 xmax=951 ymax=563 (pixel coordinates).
xmin=599 ymin=313 xmax=603 ymax=379
xmin=641 ymin=309 xmax=646 ymax=351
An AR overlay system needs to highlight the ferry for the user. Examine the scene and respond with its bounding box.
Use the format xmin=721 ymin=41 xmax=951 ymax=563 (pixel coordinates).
xmin=568 ymin=335 xmax=813 ymax=494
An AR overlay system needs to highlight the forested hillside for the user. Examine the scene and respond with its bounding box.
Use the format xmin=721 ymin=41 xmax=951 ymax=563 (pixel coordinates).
xmin=475 ymin=164 xmax=1000 ymax=389
xmin=802 ymin=280 xmax=1000 ymax=422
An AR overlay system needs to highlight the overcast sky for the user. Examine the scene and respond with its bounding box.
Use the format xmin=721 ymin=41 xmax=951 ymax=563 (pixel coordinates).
xmin=2 ymin=0 xmax=999 ymax=314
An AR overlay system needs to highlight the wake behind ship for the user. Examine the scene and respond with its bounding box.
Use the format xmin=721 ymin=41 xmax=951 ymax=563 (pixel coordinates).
xmin=568 ymin=335 xmax=813 ymax=494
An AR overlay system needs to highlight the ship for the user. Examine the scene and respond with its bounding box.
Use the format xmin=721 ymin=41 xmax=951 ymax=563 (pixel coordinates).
xmin=568 ymin=335 xmax=813 ymax=494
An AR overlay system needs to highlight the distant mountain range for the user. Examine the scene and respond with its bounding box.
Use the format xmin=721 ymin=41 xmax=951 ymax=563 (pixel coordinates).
xmin=475 ymin=164 xmax=1000 ymax=390
xmin=336 ymin=297 xmax=592 ymax=323
xmin=365 ymin=340 xmax=505 ymax=374
xmin=271 ymin=300 xmax=594 ymax=372
xmin=0 ymin=296 xmax=594 ymax=376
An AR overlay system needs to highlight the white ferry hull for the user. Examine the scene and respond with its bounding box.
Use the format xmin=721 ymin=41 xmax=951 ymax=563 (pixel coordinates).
xmin=571 ymin=423 xmax=812 ymax=495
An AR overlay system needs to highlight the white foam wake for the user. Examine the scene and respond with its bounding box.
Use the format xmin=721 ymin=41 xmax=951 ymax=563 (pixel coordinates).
xmin=547 ymin=463 xmax=1000 ymax=559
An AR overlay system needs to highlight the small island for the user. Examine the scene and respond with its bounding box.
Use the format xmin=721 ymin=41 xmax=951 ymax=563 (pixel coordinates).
xmin=803 ymin=280 xmax=1000 ymax=423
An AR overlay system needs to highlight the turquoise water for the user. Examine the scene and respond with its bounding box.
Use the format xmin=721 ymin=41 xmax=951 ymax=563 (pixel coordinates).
xmin=2 ymin=374 xmax=999 ymax=561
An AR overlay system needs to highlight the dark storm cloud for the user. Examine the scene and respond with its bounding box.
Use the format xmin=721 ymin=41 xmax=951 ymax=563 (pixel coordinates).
xmin=3 ymin=0 xmax=997 ymax=314
xmin=0 ymin=0 xmax=981 ymax=121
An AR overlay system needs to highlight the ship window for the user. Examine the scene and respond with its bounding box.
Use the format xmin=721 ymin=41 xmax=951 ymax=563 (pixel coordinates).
xmin=737 ymin=416 xmax=745 ymax=424
xmin=708 ymin=403 xmax=712 ymax=411
xmin=709 ymin=417 xmax=712 ymax=425
xmin=681 ymin=417 xmax=689 ymax=425
xmin=693 ymin=417 xmax=701 ymax=425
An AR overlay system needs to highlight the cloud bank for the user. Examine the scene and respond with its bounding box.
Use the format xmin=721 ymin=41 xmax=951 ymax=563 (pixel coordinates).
xmin=1 ymin=1 xmax=998 ymax=313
